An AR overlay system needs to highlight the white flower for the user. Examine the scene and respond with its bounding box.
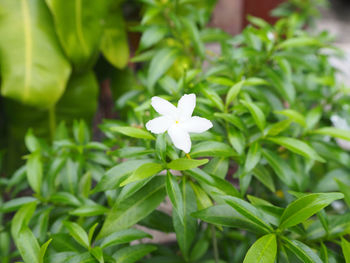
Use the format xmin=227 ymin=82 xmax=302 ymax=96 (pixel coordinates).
xmin=146 ymin=94 xmax=213 ymax=153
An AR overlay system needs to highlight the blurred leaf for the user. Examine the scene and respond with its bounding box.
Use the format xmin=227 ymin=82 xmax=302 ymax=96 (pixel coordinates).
xmin=275 ymin=109 xmax=306 ymax=127
xmin=190 ymin=141 xmax=237 ymax=158
xmin=282 ymin=237 xmax=322 ymax=263
xmin=166 ymin=172 xmax=184 ymax=224
xmin=139 ymin=26 xmax=168 ymax=51
xmin=267 ymin=137 xmax=325 ymax=162
xmin=17 ymin=227 xmax=40 ymax=263
xmin=244 ymin=141 xmax=261 ymax=172
xmin=0 ymin=0 xmax=71 ymax=108
xmin=241 ymin=100 xmax=266 ymax=132
xmin=63 ymin=221 xmax=89 ymax=249
xmin=313 ymin=127 xmax=350 ymax=141
xmin=110 ymin=126 xmax=155 ymax=140
xmin=101 ymin=7 xmax=129 ymax=69
xmin=147 ymin=48 xmax=177 ymax=91
xmin=46 ymin=0 xmax=107 ymax=70
xmin=341 ymin=238 xmax=350 ymax=263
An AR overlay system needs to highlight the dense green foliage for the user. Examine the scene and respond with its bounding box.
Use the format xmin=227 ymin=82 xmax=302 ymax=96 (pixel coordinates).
xmin=2 ymin=0 xmax=350 ymax=262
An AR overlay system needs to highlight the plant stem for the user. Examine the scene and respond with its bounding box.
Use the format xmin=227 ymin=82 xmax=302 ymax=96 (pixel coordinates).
xmin=48 ymin=106 xmax=56 ymax=141
xmin=211 ymin=224 xmax=219 ymax=263
xmin=185 ymin=153 xmax=191 ymax=159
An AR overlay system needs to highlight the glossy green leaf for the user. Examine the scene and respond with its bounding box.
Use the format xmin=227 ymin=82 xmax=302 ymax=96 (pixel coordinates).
xmin=241 ymin=100 xmax=266 ymax=131
xmin=277 ymin=37 xmax=320 ymax=49
xmin=244 ymin=142 xmax=261 ymax=172
xmin=100 ymin=229 xmax=151 ymax=249
xmin=166 ymin=172 xmax=184 ymax=223
xmin=190 ymin=141 xmax=237 ymax=158
xmin=93 ymin=159 xmax=151 ymax=193
xmin=90 ymin=247 xmax=104 ymax=263
xmin=0 ymin=0 xmax=71 ymax=108
xmin=63 ymin=221 xmax=89 ymax=249
xmin=167 ymin=158 xmax=208 ymax=171
xmin=112 ymin=244 xmax=157 ymax=263
xmin=11 ymin=202 xmax=37 ymax=239
xmin=275 ymin=109 xmax=306 ymax=127
xmin=223 ymin=196 xmax=273 ymax=233
xmin=139 ymin=26 xmax=168 ymax=50
xmin=173 ymin=179 xmax=197 ymax=261
xmin=120 ymin=162 xmax=163 ymax=186
xmin=69 ymin=205 xmax=109 ymax=217
xmin=313 ymin=127 xmax=350 ymax=141
xmin=193 ymin=205 xmax=270 ymax=234
xmin=341 ymin=237 xmax=350 ymax=263
xmin=336 ymin=180 xmax=350 ymax=208
xmin=147 ymin=48 xmax=177 ymax=90
xmin=46 ymin=0 xmax=107 ymax=70
xmin=98 ymin=176 xmax=166 ymax=239
xmin=26 ymin=153 xmax=42 ymax=194
xmin=39 ymin=239 xmax=52 ymax=263
xmin=267 ymin=137 xmax=325 ymax=162
xmin=243 ymin=234 xmax=277 ymax=263
xmin=110 ymin=126 xmax=155 ymax=140
xmin=282 ymin=237 xmax=322 ymax=263
xmin=17 ymin=227 xmax=40 ymax=263
xmin=279 ymin=192 xmax=344 ymax=229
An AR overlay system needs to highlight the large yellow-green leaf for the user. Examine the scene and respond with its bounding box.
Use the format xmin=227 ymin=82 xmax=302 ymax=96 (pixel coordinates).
xmin=46 ymin=0 xmax=107 ymax=70
xmin=0 ymin=0 xmax=71 ymax=109
xmin=100 ymin=7 xmax=129 ymax=69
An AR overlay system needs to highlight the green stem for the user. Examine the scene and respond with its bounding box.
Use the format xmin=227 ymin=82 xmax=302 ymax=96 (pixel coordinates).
xmin=48 ymin=106 xmax=56 ymax=141
xmin=211 ymin=224 xmax=219 ymax=263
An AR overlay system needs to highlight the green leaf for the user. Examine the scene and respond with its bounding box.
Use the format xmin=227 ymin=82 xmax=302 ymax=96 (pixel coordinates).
xmin=0 ymin=197 xmax=37 ymax=213
xmin=11 ymin=202 xmax=37 ymax=239
xmin=279 ymin=192 xmax=344 ymax=229
xmin=187 ymin=168 xmax=240 ymax=197
xmin=69 ymin=205 xmax=109 ymax=217
xmin=313 ymin=127 xmax=350 ymax=141
xmin=166 ymin=172 xmax=184 ymax=224
xmin=112 ymin=244 xmax=157 ymax=263
xmin=267 ymin=137 xmax=325 ymax=162
xmin=110 ymin=126 xmax=155 ymax=140
xmin=203 ymin=157 xmax=229 ymax=179
xmin=173 ymin=178 xmax=197 ymax=261
xmin=46 ymin=0 xmax=107 ymax=70
xmin=226 ymin=80 xmax=244 ymax=106
xmin=167 ymin=158 xmax=208 ymax=171
xmin=223 ymin=196 xmax=273 ymax=233
xmin=90 ymin=247 xmax=104 ymax=263
xmin=139 ymin=26 xmax=168 ymax=50
xmin=252 ymin=165 xmax=275 ymax=192
xmin=193 ymin=205 xmax=270 ymax=234
xmin=336 ymin=179 xmax=350 ymax=208
xmin=25 ymin=130 xmax=41 ymax=153
xmin=39 ymin=239 xmax=52 ymax=263
xmin=147 ymin=48 xmax=177 ymax=90
xmin=98 ymin=176 xmax=166 ymax=239
xmin=341 ymin=238 xmax=350 ymax=263
xmin=120 ymin=162 xmax=163 ymax=186
xmin=63 ymin=221 xmax=89 ymax=249
xmin=101 ymin=7 xmax=129 ymax=69
xmin=275 ymin=109 xmax=306 ymax=127
xmin=241 ymin=100 xmax=266 ymax=131
xmin=189 ymin=182 xmax=213 ymax=210
xmin=282 ymin=237 xmax=322 ymax=263
xmin=93 ymin=159 xmax=151 ymax=192
xmin=26 ymin=153 xmax=42 ymax=194
xmin=0 ymin=0 xmax=71 ymax=108
xmin=277 ymin=37 xmax=320 ymax=49
xmin=100 ymin=229 xmax=151 ymax=249
xmin=261 ymin=149 xmax=295 ymax=187
xmin=190 ymin=141 xmax=237 ymax=158
xmin=244 ymin=142 xmax=261 ymax=172
xmin=17 ymin=227 xmax=40 ymax=263
xmin=243 ymin=234 xmax=277 ymax=263
xmin=266 ymin=119 xmax=292 ymax=136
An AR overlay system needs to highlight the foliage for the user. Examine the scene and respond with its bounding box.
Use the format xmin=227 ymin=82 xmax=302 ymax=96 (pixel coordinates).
xmin=1 ymin=0 xmax=350 ymax=262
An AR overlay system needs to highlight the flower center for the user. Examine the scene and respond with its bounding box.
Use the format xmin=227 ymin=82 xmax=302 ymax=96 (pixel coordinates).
xmin=175 ymin=120 xmax=179 ymax=124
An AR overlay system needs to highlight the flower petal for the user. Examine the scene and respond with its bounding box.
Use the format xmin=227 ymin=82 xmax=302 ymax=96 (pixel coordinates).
xmin=177 ymin=93 xmax=196 ymax=120
xmin=151 ymin=96 xmax=177 ymax=117
xmin=168 ymin=125 xmax=191 ymax=153
xmin=182 ymin=116 xmax=213 ymax=133
xmin=146 ymin=116 xmax=173 ymax=134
